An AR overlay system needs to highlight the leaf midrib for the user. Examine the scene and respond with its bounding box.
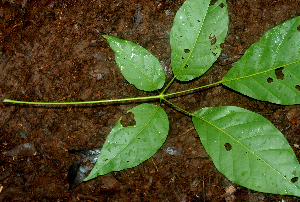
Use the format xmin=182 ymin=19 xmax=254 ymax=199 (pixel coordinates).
xmin=99 ymin=105 xmax=161 ymax=172
xmin=193 ymin=111 xmax=300 ymax=193
xmin=113 ymin=40 xmax=159 ymax=91
xmin=173 ymin=2 xmax=209 ymax=79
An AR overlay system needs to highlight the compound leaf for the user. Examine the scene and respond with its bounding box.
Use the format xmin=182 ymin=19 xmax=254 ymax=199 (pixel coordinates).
xmin=222 ymin=17 xmax=300 ymax=105
xmin=84 ymin=103 xmax=169 ymax=180
xmin=103 ymin=35 xmax=166 ymax=92
xmin=170 ymin=0 xmax=228 ymax=81
xmin=192 ymin=106 xmax=300 ymax=196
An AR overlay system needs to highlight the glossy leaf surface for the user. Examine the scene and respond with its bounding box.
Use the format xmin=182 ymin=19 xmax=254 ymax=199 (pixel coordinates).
xmin=170 ymin=0 xmax=228 ymax=81
xmin=222 ymin=17 xmax=300 ymax=105
xmin=103 ymin=35 xmax=166 ymax=92
xmin=192 ymin=106 xmax=300 ymax=196
xmin=84 ymin=103 xmax=169 ymax=180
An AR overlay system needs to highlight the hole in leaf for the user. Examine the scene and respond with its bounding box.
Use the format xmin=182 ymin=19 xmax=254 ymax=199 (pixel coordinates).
xmin=182 ymin=57 xmax=184 ymax=60
xmin=212 ymin=52 xmax=217 ymax=56
xmin=275 ymin=67 xmax=284 ymax=80
xmin=197 ymin=20 xmax=200 ymax=22
xmin=180 ymin=35 xmax=182 ymax=37
xmin=185 ymin=64 xmax=189 ymax=68
xmin=127 ymin=161 xmax=129 ymax=163
xmin=104 ymin=159 xmax=108 ymax=161
xmin=224 ymin=143 xmax=232 ymax=151
xmin=184 ymin=49 xmax=190 ymax=53
xmin=209 ymin=0 xmax=218 ymax=6
xmin=297 ymin=25 xmax=300 ymax=32
xmin=209 ymin=34 xmax=217 ymax=45
xmin=295 ymin=85 xmax=300 ymax=91
xmin=219 ymin=3 xmax=225 ymax=8
xmin=120 ymin=112 xmax=136 ymax=127
xmin=267 ymin=77 xmax=273 ymax=83
xmin=291 ymin=176 xmax=298 ymax=183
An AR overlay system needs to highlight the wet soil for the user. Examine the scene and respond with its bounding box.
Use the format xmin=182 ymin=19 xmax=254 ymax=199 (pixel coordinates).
xmin=1 ymin=0 xmax=300 ymax=201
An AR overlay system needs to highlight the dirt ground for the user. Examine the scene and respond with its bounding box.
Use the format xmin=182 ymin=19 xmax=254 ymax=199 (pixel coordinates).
xmin=1 ymin=0 xmax=300 ymax=201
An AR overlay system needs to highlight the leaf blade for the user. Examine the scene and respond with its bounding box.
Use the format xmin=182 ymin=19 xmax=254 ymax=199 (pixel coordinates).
xmin=222 ymin=17 xmax=300 ymax=105
xmin=84 ymin=103 xmax=169 ymax=180
xmin=170 ymin=0 xmax=229 ymax=81
xmin=103 ymin=35 xmax=166 ymax=92
xmin=192 ymin=106 xmax=300 ymax=196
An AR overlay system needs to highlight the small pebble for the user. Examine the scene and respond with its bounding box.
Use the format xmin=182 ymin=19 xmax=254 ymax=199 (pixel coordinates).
xmin=165 ymin=146 xmax=180 ymax=156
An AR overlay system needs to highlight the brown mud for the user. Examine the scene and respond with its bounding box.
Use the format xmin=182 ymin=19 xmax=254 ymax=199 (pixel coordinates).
xmin=1 ymin=0 xmax=300 ymax=201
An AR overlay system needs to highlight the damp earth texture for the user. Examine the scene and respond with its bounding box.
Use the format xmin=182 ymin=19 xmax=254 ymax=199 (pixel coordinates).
xmin=1 ymin=0 xmax=300 ymax=201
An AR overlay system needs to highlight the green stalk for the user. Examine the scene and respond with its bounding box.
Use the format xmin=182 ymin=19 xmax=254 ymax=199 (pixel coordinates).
xmin=6 ymin=65 xmax=283 ymax=106
xmin=3 ymin=94 xmax=164 ymax=105
xmin=163 ymin=61 xmax=298 ymax=98
xmin=162 ymin=98 xmax=195 ymax=117
xmin=164 ymin=80 xmax=223 ymax=98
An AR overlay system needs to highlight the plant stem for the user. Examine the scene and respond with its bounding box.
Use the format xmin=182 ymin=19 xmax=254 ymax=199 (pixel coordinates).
xmin=164 ymin=80 xmax=223 ymax=98
xmin=162 ymin=98 xmax=195 ymax=117
xmin=163 ymin=60 xmax=300 ymax=98
xmin=7 ymin=64 xmax=281 ymax=106
xmin=3 ymin=79 xmax=224 ymax=105
xmin=162 ymin=98 xmax=208 ymax=126
xmin=3 ymin=94 xmax=164 ymax=105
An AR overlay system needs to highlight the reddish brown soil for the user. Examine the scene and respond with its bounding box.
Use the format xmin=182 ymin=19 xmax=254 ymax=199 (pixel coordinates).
xmin=1 ymin=0 xmax=300 ymax=201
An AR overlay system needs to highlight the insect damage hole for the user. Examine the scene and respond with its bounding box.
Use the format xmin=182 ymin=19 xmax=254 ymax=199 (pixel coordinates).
xmin=209 ymin=34 xmax=217 ymax=45
xmin=209 ymin=0 xmax=218 ymax=6
xmin=297 ymin=25 xmax=300 ymax=32
xmin=184 ymin=49 xmax=190 ymax=53
xmin=291 ymin=176 xmax=298 ymax=183
xmin=120 ymin=112 xmax=136 ymax=127
xmin=267 ymin=77 xmax=273 ymax=83
xmin=224 ymin=143 xmax=232 ymax=151
xmin=296 ymin=85 xmax=300 ymax=91
xmin=219 ymin=3 xmax=225 ymax=8
xmin=275 ymin=67 xmax=284 ymax=80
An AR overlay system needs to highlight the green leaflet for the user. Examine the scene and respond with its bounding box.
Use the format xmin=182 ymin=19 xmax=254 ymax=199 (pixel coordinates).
xmin=192 ymin=106 xmax=300 ymax=196
xmin=170 ymin=0 xmax=228 ymax=81
xmin=222 ymin=17 xmax=300 ymax=105
xmin=84 ymin=103 xmax=169 ymax=180
xmin=103 ymin=35 xmax=166 ymax=92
